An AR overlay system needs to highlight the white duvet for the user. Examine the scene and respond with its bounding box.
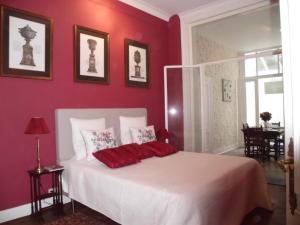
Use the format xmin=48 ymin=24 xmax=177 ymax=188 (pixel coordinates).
xmin=63 ymin=152 xmax=272 ymax=225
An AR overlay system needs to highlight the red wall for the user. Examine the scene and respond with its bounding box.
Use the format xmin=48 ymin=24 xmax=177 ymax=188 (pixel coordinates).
xmin=0 ymin=0 xmax=172 ymax=210
xmin=167 ymin=15 xmax=183 ymax=149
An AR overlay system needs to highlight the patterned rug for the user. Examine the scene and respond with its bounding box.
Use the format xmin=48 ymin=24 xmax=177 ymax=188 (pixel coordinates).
xmin=42 ymin=210 xmax=275 ymax=225
xmin=44 ymin=212 xmax=116 ymax=225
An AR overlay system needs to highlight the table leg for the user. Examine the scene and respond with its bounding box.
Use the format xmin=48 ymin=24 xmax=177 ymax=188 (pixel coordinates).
xmin=29 ymin=175 xmax=33 ymax=214
xmin=33 ymin=176 xmax=38 ymax=213
xmin=37 ymin=176 xmax=41 ymax=211
xmin=59 ymin=172 xmax=63 ymax=204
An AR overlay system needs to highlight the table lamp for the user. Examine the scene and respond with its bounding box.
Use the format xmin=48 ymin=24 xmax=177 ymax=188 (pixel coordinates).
xmin=25 ymin=117 xmax=49 ymax=173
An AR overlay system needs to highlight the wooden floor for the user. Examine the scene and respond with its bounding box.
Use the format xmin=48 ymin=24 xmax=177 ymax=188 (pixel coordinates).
xmin=2 ymin=150 xmax=286 ymax=225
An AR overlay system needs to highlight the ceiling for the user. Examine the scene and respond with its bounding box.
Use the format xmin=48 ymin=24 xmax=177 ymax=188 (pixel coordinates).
xmin=119 ymin=0 xmax=223 ymax=20
xmin=135 ymin=0 xmax=222 ymax=15
xmin=120 ymin=1 xmax=282 ymax=53
xmin=192 ymin=5 xmax=281 ymax=53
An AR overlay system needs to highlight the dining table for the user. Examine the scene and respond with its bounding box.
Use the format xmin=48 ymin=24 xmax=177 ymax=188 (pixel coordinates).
xmin=242 ymin=127 xmax=284 ymax=160
xmin=262 ymin=127 xmax=284 ymax=160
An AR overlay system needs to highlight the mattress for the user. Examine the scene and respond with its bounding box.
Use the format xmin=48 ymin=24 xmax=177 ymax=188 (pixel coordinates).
xmin=62 ymin=152 xmax=272 ymax=225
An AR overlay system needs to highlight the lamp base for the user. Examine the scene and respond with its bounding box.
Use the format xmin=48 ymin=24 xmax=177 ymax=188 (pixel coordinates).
xmin=35 ymin=166 xmax=44 ymax=174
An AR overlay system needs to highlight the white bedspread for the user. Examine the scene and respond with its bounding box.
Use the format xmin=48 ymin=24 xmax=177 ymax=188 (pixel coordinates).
xmin=63 ymin=152 xmax=272 ymax=225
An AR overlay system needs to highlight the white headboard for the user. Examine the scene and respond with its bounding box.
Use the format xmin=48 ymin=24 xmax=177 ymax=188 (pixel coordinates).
xmin=55 ymin=108 xmax=147 ymax=163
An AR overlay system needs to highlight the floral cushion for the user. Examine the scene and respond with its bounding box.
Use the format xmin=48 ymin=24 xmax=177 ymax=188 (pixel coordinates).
xmin=130 ymin=125 xmax=156 ymax=144
xmin=81 ymin=127 xmax=118 ymax=161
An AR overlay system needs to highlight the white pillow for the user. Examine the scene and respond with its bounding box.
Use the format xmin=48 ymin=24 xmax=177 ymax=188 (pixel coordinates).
xmin=120 ymin=116 xmax=146 ymax=144
xmin=130 ymin=125 xmax=156 ymax=144
xmin=70 ymin=117 xmax=105 ymax=160
xmin=81 ymin=127 xmax=118 ymax=161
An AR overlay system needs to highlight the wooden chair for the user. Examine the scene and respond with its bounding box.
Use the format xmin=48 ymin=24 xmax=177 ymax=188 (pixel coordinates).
xmin=242 ymin=123 xmax=249 ymax=156
xmin=263 ymin=131 xmax=280 ymax=160
xmin=271 ymin=122 xmax=285 ymax=156
xmin=242 ymin=123 xmax=249 ymax=129
xmin=243 ymin=127 xmax=265 ymax=159
xmin=278 ymin=134 xmax=285 ymax=156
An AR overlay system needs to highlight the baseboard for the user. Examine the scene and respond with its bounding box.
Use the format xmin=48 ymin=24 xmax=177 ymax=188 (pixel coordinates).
xmin=216 ymin=143 xmax=241 ymax=155
xmin=0 ymin=196 xmax=70 ymax=223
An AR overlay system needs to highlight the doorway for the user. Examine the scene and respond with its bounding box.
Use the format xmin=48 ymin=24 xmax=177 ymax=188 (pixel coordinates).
xmin=165 ymin=2 xmax=286 ymax=224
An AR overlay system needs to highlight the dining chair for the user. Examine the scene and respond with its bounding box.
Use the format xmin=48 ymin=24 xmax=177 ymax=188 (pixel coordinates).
xmin=243 ymin=127 xmax=264 ymax=159
xmin=271 ymin=122 xmax=285 ymax=156
xmin=242 ymin=123 xmax=249 ymax=129
xmin=278 ymin=134 xmax=285 ymax=156
xmin=242 ymin=123 xmax=250 ymax=156
xmin=263 ymin=131 xmax=280 ymax=160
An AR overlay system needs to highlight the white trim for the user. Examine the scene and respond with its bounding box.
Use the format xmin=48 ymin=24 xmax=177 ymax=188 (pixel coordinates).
xmin=216 ymin=143 xmax=241 ymax=155
xmin=280 ymin=0 xmax=300 ymax=219
xmin=165 ymin=49 xmax=279 ymax=70
xmin=199 ymin=65 xmax=206 ymax=151
xmin=164 ymin=50 xmax=278 ymax=152
xmin=0 ymin=196 xmax=70 ymax=223
xmin=118 ymin=0 xmax=170 ymax=21
xmin=164 ymin=66 xmax=168 ymax=130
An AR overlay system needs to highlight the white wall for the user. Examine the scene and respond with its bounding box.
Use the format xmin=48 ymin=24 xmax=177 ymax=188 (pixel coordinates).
xmin=192 ymin=33 xmax=240 ymax=153
xmin=179 ymin=0 xmax=269 ymax=153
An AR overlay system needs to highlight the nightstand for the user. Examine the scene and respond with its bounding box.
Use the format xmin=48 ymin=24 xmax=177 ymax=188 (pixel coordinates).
xmin=28 ymin=166 xmax=64 ymax=214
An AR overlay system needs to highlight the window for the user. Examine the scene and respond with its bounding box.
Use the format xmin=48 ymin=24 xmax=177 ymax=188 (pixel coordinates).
xmin=246 ymin=81 xmax=256 ymax=126
xmin=258 ymin=77 xmax=283 ymax=123
xmin=244 ymin=49 xmax=283 ymax=126
xmin=257 ymin=55 xmax=280 ymax=76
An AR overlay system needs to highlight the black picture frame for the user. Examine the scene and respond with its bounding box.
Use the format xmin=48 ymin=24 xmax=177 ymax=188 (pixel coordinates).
xmin=74 ymin=25 xmax=109 ymax=84
xmin=125 ymin=39 xmax=149 ymax=88
xmin=0 ymin=5 xmax=53 ymax=80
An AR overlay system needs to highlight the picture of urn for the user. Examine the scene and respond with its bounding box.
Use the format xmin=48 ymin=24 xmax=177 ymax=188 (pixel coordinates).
xmin=87 ymin=39 xmax=97 ymax=73
xmin=133 ymin=50 xmax=141 ymax=78
xmin=19 ymin=24 xmax=37 ymax=66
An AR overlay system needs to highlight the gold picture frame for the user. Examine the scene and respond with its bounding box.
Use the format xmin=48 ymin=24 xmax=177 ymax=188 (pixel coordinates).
xmin=74 ymin=25 xmax=109 ymax=84
xmin=0 ymin=5 xmax=53 ymax=80
xmin=125 ymin=39 xmax=149 ymax=88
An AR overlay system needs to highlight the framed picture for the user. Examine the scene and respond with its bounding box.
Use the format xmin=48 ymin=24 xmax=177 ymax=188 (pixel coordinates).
xmin=125 ymin=39 xmax=149 ymax=88
xmin=222 ymin=79 xmax=232 ymax=102
xmin=0 ymin=5 xmax=53 ymax=80
xmin=74 ymin=25 xmax=109 ymax=84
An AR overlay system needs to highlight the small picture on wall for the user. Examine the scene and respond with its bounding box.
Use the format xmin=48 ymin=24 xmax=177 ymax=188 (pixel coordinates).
xmin=74 ymin=25 xmax=109 ymax=84
xmin=125 ymin=39 xmax=149 ymax=88
xmin=0 ymin=5 xmax=53 ymax=80
xmin=222 ymin=79 xmax=232 ymax=102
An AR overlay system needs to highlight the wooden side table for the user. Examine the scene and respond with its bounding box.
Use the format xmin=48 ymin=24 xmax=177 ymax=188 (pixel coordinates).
xmin=28 ymin=166 xmax=64 ymax=214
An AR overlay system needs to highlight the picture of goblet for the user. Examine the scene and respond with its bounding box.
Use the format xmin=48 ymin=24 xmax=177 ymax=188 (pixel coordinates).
xmin=19 ymin=24 xmax=37 ymax=66
xmin=133 ymin=50 xmax=141 ymax=78
xmin=87 ymin=39 xmax=97 ymax=73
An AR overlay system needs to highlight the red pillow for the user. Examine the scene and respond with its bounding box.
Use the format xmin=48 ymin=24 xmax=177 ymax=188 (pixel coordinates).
xmin=93 ymin=147 xmax=140 ymax=168
xmin=141 ymin=141 xmax=177 ymax=157
xmin=121 ymin=143 xmax=154 ymax=160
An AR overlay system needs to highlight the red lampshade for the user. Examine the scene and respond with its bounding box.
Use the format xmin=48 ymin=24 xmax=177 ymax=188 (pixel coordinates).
xmin=24 ymin=117 xmax=50 ymax=134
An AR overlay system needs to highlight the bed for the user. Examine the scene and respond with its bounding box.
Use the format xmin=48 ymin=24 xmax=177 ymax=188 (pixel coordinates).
xmin=55 ymin=108 xmax=273 ymax=225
